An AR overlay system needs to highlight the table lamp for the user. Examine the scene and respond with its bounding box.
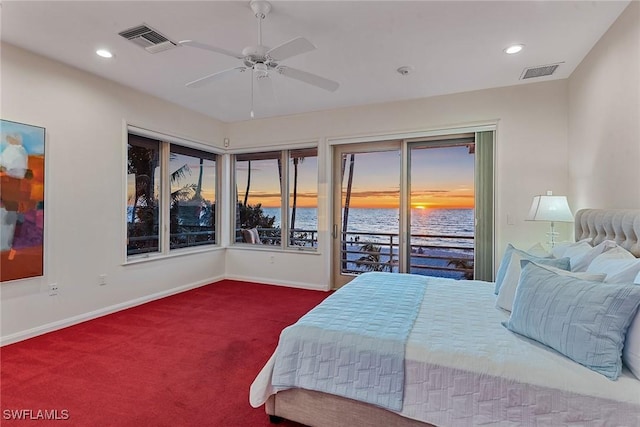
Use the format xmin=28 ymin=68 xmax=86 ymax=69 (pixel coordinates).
xmin=526 ymin=191 xmax=573 ymax=247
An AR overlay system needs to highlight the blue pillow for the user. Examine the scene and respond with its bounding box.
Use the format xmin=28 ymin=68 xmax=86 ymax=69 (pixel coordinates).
xmin=504 ymin=262 xmax=640 ymax=380
xmin=494 ymin=244 xmax=555 ymax=294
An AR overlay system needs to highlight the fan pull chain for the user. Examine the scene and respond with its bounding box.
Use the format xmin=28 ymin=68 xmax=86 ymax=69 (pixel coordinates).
xmin=250 ymin=69 xmax=255 ymax=119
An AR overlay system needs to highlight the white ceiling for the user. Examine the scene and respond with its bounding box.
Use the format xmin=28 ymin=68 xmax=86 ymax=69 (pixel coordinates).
xmin=1 ymin=1 xmax=630 ymax=123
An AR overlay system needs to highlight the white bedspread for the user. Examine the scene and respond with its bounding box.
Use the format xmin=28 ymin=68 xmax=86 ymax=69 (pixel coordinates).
xmin=250 ymin=275 xmax=640 ymax=426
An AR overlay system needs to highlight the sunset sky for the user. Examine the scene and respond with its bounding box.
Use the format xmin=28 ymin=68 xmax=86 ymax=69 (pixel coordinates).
xmin=236 ymin=144 xmax=474 ymax=210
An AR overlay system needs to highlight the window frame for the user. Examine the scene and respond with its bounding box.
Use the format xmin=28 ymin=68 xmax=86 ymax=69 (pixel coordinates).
xmin=124 ymin=125 xmax=223 ymax=263
xmin=230 ymin=143 xmax=319 ymax=252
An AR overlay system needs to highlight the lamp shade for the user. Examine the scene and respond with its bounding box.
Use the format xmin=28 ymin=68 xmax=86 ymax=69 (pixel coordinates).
xmin=527 ymin=195 xmax=573 ymax=222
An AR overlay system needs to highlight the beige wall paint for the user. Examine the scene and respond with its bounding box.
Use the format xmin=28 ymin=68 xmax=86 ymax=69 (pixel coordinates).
xmin=569 ymin=1 xmax=640 ymax=210
xmin=1 ymin=44 xmax=227 ymax=343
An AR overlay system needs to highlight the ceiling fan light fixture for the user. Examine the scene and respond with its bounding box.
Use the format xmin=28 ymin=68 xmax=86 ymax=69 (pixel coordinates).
xmin=254 ymin=62 xmax=269 ymax=78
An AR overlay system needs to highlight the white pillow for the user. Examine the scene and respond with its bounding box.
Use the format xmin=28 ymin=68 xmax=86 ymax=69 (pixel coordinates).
xmin=530 ymin=263 xmax=607 ymax=282
xmin=496 ymin=255 xmax=573 ymax=312
xmin=623 ymin=310 xmax=640 ymax=379
xmin=587 ymin=246 xmax=640 ymax=284
xmin=564 ymin=240 xmax=617 ymax=272
xmin=552 ymin=238 xmax=592 ymax=259
xmin=527 ymin=242 xmax=551 ymax=258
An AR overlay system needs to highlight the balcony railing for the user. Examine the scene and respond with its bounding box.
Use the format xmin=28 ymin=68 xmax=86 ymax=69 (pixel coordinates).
xmin=235 ymin=227 xmax=473 ymax=279
xmin=340 ymin=231 xmax=474 ymax=279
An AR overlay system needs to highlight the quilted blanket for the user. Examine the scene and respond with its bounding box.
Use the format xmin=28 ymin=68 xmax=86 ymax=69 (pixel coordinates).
xmin=271 ymin=272 xmax=427 ymax=411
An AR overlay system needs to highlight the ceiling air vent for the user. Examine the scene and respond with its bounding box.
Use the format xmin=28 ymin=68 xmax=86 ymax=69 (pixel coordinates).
xmin=118 ymin=24 xmax=176 ymax=54
xmin=520 ymin=63 xmax=562 ymax=80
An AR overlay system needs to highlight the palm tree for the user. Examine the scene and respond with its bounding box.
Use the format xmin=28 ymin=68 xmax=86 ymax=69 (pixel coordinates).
xmin=290 ymin=156 xmax=305 ymax=233
xmin=243 ymin=160 xmax=251 ymax=207
xmin=341 ymin=154 xmax=355 ymax=270
xmin=127 ymin=145 xmax=158 ymax=224
xmin=194 ymin=157 xmax=204 ymax=200
xmin=355 ymin=242 xmax=391 ymax=272
xmin=447 ymin=259 xmax=474 ymax=280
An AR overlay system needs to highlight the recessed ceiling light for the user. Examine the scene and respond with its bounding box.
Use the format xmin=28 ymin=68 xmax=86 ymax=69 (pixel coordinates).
xmin=96 ymin=49 xmax=113 ymax=58
xmin=504 ymin=44 xmax=524 ymax=55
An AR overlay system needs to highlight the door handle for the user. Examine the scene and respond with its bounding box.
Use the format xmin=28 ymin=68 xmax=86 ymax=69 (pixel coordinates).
xmin=332 ymin=224 xmax=338 ymax=239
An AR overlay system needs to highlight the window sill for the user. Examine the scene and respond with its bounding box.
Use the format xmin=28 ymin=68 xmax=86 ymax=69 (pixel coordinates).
xmin=123 ymin=245 xmax=224 ymax=266
xmin=227 ymin=244 xmax=321 ymax=255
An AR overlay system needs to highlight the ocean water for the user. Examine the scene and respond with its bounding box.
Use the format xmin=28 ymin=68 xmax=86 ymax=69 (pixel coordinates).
xmin=264 ymin=207 xmax=475 ymax=279
xmin=263 ymin=207 xmax=474 ymax=243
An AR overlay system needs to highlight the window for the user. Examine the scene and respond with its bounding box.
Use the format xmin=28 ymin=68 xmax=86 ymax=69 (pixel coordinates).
xmin=127 ymin=135 xmax=160 ymax=256
xmin=234 ymin=147 xmax=318 ymax=249
xmin=127 ymin=130 xmax=218 ymax=259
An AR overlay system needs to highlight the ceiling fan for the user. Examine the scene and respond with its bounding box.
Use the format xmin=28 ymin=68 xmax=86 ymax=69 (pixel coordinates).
xmin=179 ymin=0 xmax=339 ymax=118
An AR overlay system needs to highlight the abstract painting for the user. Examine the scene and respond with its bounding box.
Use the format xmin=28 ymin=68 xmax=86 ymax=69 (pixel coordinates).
xmin=1 ymin=119 xmax=45 ymax=282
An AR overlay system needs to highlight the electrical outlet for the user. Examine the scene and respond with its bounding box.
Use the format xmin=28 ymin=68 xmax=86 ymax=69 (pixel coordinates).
xmin=269 ymin=255 xmax=275 ymax=264
xmin=49 ymin=283 xmax=59 ymax=296
xmin=98 ymin=274 xmax=107 ymax=286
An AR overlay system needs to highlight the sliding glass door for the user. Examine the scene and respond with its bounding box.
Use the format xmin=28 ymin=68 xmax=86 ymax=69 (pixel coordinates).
xmin=408 ymin=137 xmax=475 ymax=279
xmin=332 ymin=131 xmax=493 ymax=288
xmin=332 ymin=141 xmax=401 ymax=288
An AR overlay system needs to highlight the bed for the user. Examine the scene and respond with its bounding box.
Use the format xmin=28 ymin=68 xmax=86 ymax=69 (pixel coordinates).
xmin=250 ymin=208 xmax=640 ymax=426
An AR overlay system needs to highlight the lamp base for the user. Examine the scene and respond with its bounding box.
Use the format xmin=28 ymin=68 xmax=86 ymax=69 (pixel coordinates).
xmin=546 ymin=221 xmax=558 ymax=247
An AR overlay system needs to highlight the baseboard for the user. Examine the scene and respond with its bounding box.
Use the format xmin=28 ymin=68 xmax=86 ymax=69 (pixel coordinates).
xmin=224 ymin=274 xmax=329 ymax=291
xmin=0 ymin=275 xmax=225 ymax=346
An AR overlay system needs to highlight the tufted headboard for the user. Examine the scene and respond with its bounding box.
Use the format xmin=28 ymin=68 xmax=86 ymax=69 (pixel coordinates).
xmin=574 ymin=209 xmax=640 ymax=257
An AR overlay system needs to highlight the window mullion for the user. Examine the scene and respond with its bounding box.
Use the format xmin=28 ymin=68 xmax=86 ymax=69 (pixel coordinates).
xmin=281 ymin=150 xmax=289 ymax=249
xmin=161 ymin=142 xmax=171 ymax=254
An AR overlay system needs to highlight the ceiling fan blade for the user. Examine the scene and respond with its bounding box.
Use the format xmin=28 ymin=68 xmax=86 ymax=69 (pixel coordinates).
xmin=179 ymin=40 xmax=244 ymax=60
xmin=186 ymin=67 xmax=247 ymax=88
xmin=255 ymin=75 xmax=277 ymax=105
xmin=266 ymin=37 xmax=315 ymax=61
xmin=277 ymin=66 xmax=339 ymax=92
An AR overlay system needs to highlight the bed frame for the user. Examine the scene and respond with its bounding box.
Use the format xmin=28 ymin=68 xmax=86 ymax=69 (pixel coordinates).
xmin=264 ymin=208 xmax=640 ymax=427
xmin=574 ymin=209 xmax=640 ymax=257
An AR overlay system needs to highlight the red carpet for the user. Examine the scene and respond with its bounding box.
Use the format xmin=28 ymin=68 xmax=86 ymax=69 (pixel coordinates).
xmin=1 ymin=280 xmax=330 ymax=426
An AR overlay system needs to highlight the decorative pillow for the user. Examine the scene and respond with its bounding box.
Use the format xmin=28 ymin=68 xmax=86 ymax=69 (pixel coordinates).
xmin=563 ymin=240 xmax=617 ymax=272
xmin=494 ymin=244 xmax=558 ymax=295
xmin=523 ymin=261 xmax=607 ymax=282
xmin=623 ymin=309 xmax=640 ymax=379
xmin=587 ymin=246 xmax=640 ymax=284
xmin=551 ymin=238 xmax=592 ymax=259
xmin=504 ymin=262 xmax=640 ymax=380
xmin=495 ymin=255 xmax=571 ymax=312
xmin=527 ymin=243 xmax=551 ymax=258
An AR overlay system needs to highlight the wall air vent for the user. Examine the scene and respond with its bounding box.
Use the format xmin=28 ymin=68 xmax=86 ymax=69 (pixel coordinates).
xmin=520 ymin=63 xmax=562 ymax=80
xmin=118 ymin=24 xmax=176 ymax=54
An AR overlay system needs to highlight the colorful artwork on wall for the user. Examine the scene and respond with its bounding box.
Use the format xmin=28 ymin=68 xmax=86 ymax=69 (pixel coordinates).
xmin=1 ymin=119 xmax=46 ymax=282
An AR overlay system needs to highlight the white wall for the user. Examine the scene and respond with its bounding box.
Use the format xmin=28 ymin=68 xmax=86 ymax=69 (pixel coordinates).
xmin=0 ymin=44 xmax=227 ymax=343
xmin=226 ymin=80 xmax=571 ymax=289
xmin=568 ymin=1 xmax=640 ymax=210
